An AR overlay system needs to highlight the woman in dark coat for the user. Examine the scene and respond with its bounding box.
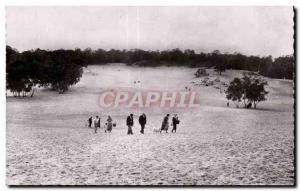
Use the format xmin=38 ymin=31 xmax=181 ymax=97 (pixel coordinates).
xmin=160 ymin=114 xmax=169 ymax=133
xmin=106 ymin=116 xmax=113 ymax=133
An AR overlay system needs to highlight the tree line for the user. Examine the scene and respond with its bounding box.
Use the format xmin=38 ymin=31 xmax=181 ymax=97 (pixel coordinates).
xmin=82 ymin=48 xmax=293 ymax=79
xmin=6 ymin=46 xmax=293 ymax=96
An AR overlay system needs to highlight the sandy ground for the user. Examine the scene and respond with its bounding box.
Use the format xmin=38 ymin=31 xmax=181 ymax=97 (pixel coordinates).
xmin=6 ymin=64 xmax=294 ymax=185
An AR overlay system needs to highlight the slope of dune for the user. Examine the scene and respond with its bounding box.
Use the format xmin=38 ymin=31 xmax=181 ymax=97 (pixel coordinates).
xmin=6 ymin=64 xmax=294 ymax=185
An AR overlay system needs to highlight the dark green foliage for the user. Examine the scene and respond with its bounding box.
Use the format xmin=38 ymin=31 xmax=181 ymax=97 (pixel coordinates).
xmin=226 ymin=78 xmax=243 ymax=107
xmin=6 ymin=60 xmax=33 ymax=96
xmin=6 ymin=45 xmax=293 ymax=97
xmin=211 ymin=50 xmax=226 ymax=75
xmin=47 ymin=50 xmax=84 ymax=93
xmin=194 ymin=68 xmax=209 ymax=78
xmin=266 ymin=55 xmax=294 ymax=79
xmin=226 ymin=73 xmax=268 ymax=109
xmin=6 ymin=46 xmax=37 ymax=97
xmin=6 ymin=46 xmax=85 ymax=96
xmin=242 ymin=73 xmax=268 ymax=108
xmin=214 ymin=65 xmax=226 ymax=76
xmin=78 ymin=48 xmax=293 ymax=79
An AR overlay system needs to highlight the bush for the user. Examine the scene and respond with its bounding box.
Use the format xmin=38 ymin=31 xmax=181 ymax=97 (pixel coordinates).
xmin=194 ymin=68 xmax=209 ymax=78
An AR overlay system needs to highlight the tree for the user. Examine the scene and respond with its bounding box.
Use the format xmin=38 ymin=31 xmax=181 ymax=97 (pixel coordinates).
xmin=242 ymin=73 xmax=268 ymax=108
xmin=215 ymin=64 xmax=226 ymax=75
xmin=271 ymin=55 xmax=294 ymax=79
xmin=211 ymin=50 xmax=226 ymax=75
xmin=49 ymin=49 xmax=83 ymax=93
xmin=226 ymin=72 xmax=268 ymax=109
xmin=258 ymin=56 xmax=273 ymax=77
xmin=6 ymin=60 xmax=35 ymax=97
xmin=6 ymin=46 xmax=19 ymax=90
xmin=225 ymin=78 xmax=243 ymax=107
xmin=6 ymin=47 xmax=85 ymax=96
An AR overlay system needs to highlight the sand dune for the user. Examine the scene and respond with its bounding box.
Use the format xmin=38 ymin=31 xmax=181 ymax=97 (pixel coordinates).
xmin=6 ymin=64 xmax=294 ymax=185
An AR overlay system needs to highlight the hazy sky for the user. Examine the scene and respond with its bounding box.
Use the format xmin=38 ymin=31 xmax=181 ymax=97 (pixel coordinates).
xmin=6 ymin=6 xmax=294 ymax=57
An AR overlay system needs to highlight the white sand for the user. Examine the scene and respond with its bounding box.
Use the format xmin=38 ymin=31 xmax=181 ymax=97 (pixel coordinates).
xmin=6 ymin=64 xmax=294 ymax=185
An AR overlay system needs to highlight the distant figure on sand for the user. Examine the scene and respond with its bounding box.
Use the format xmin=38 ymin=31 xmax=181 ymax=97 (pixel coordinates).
xmin=94 ymin=116 xmax=100 ymax=133
xmin=139 ymin=113 xmax=147 ymax=134
xmin=172 ymin=114 xmax=180 ymax=133
xmin=127 ymin=114 xmax=134 ymax=135
xmin=88 ymin=116 xmax=93 ymax=128
xmin=105 ymin=116 xmax=113 ymax=133
xmin=160 ymin=114 xmax=170 ymax=133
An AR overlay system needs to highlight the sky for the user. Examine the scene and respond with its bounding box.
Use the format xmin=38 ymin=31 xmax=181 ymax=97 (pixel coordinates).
xmin=6 ymin=6 xmax=294 ymax=57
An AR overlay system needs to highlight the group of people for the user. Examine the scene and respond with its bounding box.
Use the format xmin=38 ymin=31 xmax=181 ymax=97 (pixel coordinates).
xmin=160 ymin=114 xmax=180 ymax=133
xmin=126 ymin=113 xmax=147 ymax=135
xmin=87 ymin=113 xmax=180 ymax=134
xmin=87 ymin=115 xmax=114 ymax=133
xmin=126 ymin=113 xmax=181 ymax=134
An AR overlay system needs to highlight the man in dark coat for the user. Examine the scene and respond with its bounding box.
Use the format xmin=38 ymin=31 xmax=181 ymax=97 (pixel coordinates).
xmin=88 ymin=117 xmax=92 ymax=128
xmin=94 ymin=116 xmax=100 ymax=133
xmin=126 ymin=113 xmax=134 ymax=135
xmin=139 ymin=113 xmax=147 ymax=134
xmin=171 ymin=114 xmax=180 ymax=133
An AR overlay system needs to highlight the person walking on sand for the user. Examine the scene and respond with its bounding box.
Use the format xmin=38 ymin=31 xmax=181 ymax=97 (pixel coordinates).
xmin=105 ymin=116 xmax=113 ymax=133
xmin=160 ymin=114 xmax=170 ymax=133
xmin=139 ymin=113 xmax=147 ymax=134
xmin=88 ymin=116 xmax=93 ymax=128
xmin=127 ymin=114 xmax=134 ymax=135
xmin=171 ymin=114 xmax=180 ymax=133
xmin=94 ymin=116 xmax=100 ymax=133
